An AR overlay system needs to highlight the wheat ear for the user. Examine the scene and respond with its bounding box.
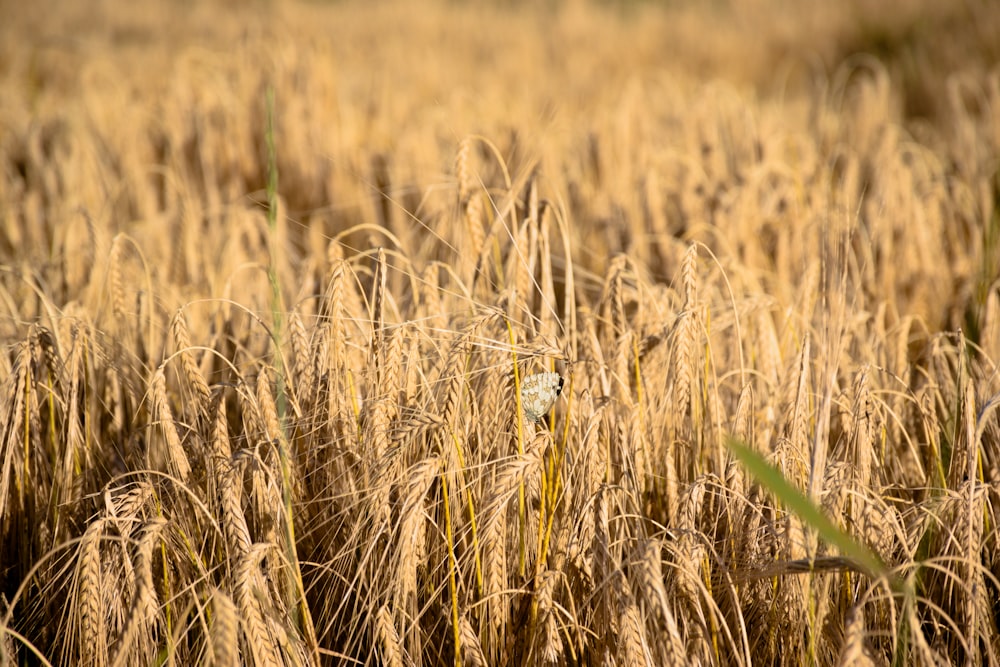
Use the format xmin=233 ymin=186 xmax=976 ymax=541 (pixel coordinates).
xmin=211 ymin=589 xmax=240 ymax=667
xmin=150 ymin=366 xmax=191 ymax=482
xmin=77 ymin=519 xmax=108 ymax=667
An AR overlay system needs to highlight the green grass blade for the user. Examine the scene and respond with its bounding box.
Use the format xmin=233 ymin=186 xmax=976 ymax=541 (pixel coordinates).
xmin=726 ymin=437 xmax=890 ymax=582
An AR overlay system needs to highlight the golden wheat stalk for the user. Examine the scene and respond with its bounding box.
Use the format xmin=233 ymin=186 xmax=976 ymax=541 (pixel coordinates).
xmin=211 ymin=589 xmax=240 ymax=667
xmin=375 ymin=605 xmax=403 ymax=667
xmin=170 ymin=310 xmax=211 ymax=421
xmin=110 ymin=518 xmax=165 ymax=667
xmin=150 ymin=366 xmax=190 ymax=482
xmin=75 ymin=518 xmax=108 ymax=667
xmin=235 ymin=544 xmax=283 ymax=667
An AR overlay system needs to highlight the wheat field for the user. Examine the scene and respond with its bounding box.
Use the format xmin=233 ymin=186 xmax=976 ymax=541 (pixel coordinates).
xmin=2 ymin=0 xmax=1000 ymax=665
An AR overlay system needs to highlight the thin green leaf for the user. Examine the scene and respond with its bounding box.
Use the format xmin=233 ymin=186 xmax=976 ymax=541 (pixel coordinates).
xmin=726 ymin=437 xmax=890 ymax=582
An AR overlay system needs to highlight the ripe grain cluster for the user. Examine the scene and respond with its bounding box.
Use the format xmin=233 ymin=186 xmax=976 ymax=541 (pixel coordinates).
xmin=1 ymin=0 xmax=999 ymax=665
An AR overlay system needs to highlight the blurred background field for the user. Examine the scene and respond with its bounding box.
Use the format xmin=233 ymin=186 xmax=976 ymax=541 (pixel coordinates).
xmin=1 ymin=0 xmax=1000 ymax=665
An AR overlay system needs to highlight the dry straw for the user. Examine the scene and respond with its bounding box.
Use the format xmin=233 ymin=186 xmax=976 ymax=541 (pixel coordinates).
xmin=1 ymin=1 xmax=999 ymax=665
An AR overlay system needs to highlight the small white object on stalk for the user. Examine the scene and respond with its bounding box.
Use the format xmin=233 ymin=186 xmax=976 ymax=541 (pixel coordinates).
xmin=520 ymin=372 xmax=564 ymax=422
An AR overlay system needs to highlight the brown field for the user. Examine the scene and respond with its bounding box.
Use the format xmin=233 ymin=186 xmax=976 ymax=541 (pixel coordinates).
xmin=2 ymin=0 xmax=1000 ymax=664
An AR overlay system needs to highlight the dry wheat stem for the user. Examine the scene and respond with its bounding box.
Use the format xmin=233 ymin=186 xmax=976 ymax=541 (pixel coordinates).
xmin=2 ymin=3 xmax=1000 ymax=665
